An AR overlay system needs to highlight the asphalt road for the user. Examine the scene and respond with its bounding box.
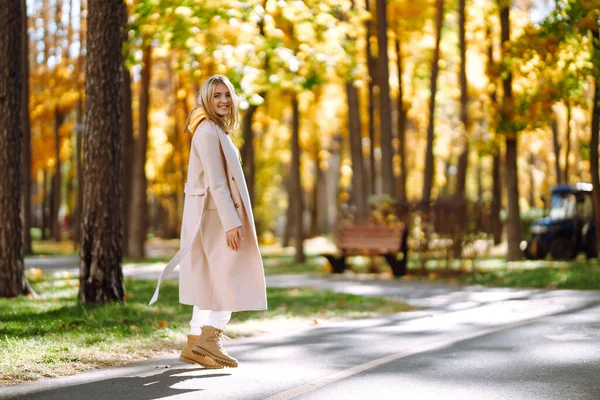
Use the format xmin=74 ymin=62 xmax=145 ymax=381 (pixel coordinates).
xmin=5 ymin=257 xmax=599 ymax=399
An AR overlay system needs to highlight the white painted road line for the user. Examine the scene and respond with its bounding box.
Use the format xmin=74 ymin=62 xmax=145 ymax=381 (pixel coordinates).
xmin=266 ymin=314 xmax=551 ymax=400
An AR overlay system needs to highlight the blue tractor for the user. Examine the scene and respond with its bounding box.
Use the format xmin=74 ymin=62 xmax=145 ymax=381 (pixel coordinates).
xmin=525 ymin=183 xmax=597 ymax=260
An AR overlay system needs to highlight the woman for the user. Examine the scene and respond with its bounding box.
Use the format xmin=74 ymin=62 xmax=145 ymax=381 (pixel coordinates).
xmin=150 ymin=75 xmax=267 ymax=369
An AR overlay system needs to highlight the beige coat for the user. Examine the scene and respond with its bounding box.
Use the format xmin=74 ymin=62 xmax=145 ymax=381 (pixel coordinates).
xmin=150 ymin=119 xmax=267 ymax=312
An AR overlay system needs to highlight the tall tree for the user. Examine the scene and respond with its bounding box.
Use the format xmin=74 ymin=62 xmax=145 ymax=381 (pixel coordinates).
xmin=455 ymin=0 xmax=469 ymax=199
xmin=127 ymin=43 xmax=152 ymax=259
xmin=395 ymin=33 xmax=407 ymax=203
xmin=79 ymin=0 xmax=125 ymax=303
xmin=21 ymin=0 xmax=32 ymax=255
xmin=499 ymin=0 xmax=522 ymax=261
xmin=0 ymin=0 xmax=28 ymax=297
xmin=453 ymin=0 xmax=469 ymax=258
xmin=376 ymin=0 xmax=394 ymax=196
xmin=591 ymin=27 xmax=600 ymax=261
xmin=346 ymin=80 xmax=367 ymax=223
xmin=365 ymin=0 xmax=377 ymax=195
xmin=291 ymin=94 xmax=305 ymax=263
xmin=423 ymin=0 xmax=445 ymax=205
xmin=121 ymin=6 xmax=134 ymax=255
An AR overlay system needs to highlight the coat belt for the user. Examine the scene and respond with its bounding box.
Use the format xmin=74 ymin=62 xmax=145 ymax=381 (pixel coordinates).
xmin=149 ymin=185 xmax=207 ymax=305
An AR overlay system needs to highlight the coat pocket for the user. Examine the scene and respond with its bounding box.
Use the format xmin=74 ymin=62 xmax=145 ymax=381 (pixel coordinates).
xmin=184 ymin=183 xmax=218 ymax=209
xmin=184 ymin=183 xmax=206 ymax=196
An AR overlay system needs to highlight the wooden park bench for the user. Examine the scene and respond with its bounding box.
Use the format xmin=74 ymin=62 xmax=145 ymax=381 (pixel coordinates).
xmin=321 ymin=224 xmax=409 ymax=277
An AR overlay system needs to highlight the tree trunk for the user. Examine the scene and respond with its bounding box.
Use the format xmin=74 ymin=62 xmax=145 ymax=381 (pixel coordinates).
xmin=455 ymin=0 xmax=469 ymax=199
xmin=79 ymin=0 xmax=125 ymax=303
xmin=21 ymin=0 xmax=32 ymax=255
xmin=310 ymin=148 xmax=322 ymax=237
xmin=376 ymin=0 xmax=394 ymax=197
xmin=551 ymin=115 xmax=562 ymax=185
xmin=242 ymin=101 xmax=261 ymax=207
xmin=366 ymin=0 xmax=377 ymax=196
xmin=491 ymin=151 xmax=502 ymax=244
xmin=529 ymin=153 xmax=536 ymax=207
xmin=0 ymin=0 xmax=28 ymax=297
xmin=42 ymin=169 xmax=50 ymax=240
xmin=500 ymin=1 xmax=522 ymax=261
xmin=346 ymin=81 xmax=367 ymax=223
xmin=291 ymin=94 xmax=305 ymax=263
xmin=121 ymin=64 xmax=133 ymax=254
xmin=487 ymin=23 xmax=502 ymax=245
xmin=395 ymin=33 xmax=407 ymax=203
xmin=564 ymin=102 xmax=572 ymax=184
xmin=282 ymin=172 xmax=294 ymax=248
xmin=423 ymin=0 xmax=445 ymax=205
xmin=590 ymin=28 xmax=600 ymax=262
xmin=52 ymin=108 xmax=64 ymax=242
xmin=127 ymin=43 xmax=152 ymax=259
xmin=74 ymin=0 xmax=86 ymax=249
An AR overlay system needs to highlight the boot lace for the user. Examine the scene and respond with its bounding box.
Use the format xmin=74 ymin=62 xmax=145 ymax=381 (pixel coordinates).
xmin=213 ymin=331 xmax=231 ymax=353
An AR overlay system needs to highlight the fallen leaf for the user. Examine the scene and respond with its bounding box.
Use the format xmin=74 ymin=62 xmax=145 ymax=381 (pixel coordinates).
xmin=311 ymin=319 xmax=320 ymax=325
xmin=70 ymin=324 xmax=77 ymax=329
xmin=130 ymin=325 xmax=138 ymax=331
xmin=157 ymin=320 xmax=168 ymax=329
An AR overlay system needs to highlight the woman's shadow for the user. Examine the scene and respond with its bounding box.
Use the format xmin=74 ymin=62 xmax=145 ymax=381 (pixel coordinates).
xmin=12 ymin=366 xmax=233 ymax=400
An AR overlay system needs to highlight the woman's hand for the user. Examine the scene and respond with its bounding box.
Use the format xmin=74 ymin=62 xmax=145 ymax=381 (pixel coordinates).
xmin=226 ymin=227 xmax=243 ymax=251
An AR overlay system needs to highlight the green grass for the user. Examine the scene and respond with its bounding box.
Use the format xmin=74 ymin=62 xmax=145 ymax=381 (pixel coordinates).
xmin=456 ymin=261 xmax=600 ymax=290
xmin=399 ymin=260 xmax=600 ymax=290
xmin=0 ymin=272 xmax=412 ymax=386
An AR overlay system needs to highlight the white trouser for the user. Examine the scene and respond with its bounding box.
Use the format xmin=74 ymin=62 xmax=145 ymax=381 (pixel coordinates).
xmin=190 ymin=306 xmax=232 ymax=334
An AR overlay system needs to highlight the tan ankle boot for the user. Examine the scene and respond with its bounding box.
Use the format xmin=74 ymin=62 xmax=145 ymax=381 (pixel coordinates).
xmin=191 ymin=326 xmax=238 ymax=368
xmin=179 ymin=334 xmax=223 ymax=369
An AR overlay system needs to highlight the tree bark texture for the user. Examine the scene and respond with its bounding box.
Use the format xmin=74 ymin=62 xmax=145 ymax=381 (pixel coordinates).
xmin=0 ymin=0 xmax=27 ymax=297
xmin=79 ymin=0 xmax=125 ymax=303
xmin=423 ymin=0 xmax=445 ymax=205
xmin=491 ymin=151 xmax=502 ymax=244
xmin=21 ymin=0 xmax=32 ymax=255
xmin=242 ymin=102 xmax=260 ymax=207
xmin=395 ymin=34 xmax=407 ymax=203
xmin=551 ymin=116 xmax=562 ymax=185
xmin=455 ymin=0 xmax=469 ymax=199
xmin=127 ymin=43 xmax=152 ymax=259
xmin=121 ymin=64 xmax=133 ymax=253
xmin=365 ymin=0 xmax=377 ymax=196
xmin=590 ymin=27 xmax=600 ymax=261
xmin=52 ymin=108 xmax=65 ymax=242
xmin=346 ymin=81 xmax=367 ymax=223
xmin=291 ymin=94 xmax=305 ymax=263
xmin=500 ymin=1 xmax=522 ymax=261
xmin=564 ymin=102 xmax=572 ymax=184
xmin=375 ymin=0 xmax=394 ymax=197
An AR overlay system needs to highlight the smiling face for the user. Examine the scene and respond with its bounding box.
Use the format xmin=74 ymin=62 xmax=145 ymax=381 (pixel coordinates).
xmin=211 ymin=82 xmax=231 ymax=117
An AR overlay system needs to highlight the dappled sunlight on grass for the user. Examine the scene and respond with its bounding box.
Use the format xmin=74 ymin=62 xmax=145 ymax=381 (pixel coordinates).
xmin=1 ymin=272 xmax=412 ymax=386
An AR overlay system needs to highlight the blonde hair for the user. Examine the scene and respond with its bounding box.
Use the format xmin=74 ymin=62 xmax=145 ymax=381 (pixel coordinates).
xmin=196 ymin=74 xmax=239 ymax=134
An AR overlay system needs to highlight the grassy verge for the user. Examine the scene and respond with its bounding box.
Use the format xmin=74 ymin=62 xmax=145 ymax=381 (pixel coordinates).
xmin=392 ymin=259 xmax=600 ymax=290
xmin=448 ymin=261 xmax=600 ymax=290
xmin=1 ymin=272 xmax=412 ymax=386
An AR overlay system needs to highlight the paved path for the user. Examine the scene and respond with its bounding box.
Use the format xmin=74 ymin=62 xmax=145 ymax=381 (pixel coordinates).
xmin=3 ymin=258 xmax=599 ymax=399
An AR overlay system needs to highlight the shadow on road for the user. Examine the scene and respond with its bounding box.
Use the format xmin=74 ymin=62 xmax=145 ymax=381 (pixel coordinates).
xmin=10 ymin=368 xmax=232 ymax=400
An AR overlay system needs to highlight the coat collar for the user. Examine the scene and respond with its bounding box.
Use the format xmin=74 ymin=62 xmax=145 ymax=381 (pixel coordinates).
xmin=210 ymin=121 xmax=255 ymax=225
